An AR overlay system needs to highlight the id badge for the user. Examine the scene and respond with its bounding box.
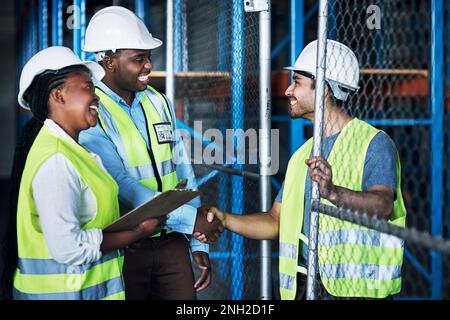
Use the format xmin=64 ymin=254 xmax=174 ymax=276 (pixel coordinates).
xmin=153 ymin=122 xmax=174 ymax=144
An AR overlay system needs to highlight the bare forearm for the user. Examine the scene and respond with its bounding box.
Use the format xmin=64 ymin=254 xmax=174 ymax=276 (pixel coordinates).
xmin=327 ymin=186 xmax=393 ymax=220
xmin=224 ymin=212 xmax=279 ymax=240
xmin=101 ymin=230 xmax=142 ymax=254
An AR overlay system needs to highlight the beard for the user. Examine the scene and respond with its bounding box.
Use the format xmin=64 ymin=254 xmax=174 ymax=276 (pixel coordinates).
xmin=288 ymin=103 xmax=313 ymax=120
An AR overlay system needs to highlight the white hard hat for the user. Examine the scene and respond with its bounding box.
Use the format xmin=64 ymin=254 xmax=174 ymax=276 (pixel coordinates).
xmin=285 ymin=40 xmax=360 ymax=101
xmin=18 ymin=46 xmax=105 ymax=110
xmin=83 ymin=6 xmax=162 ymax=56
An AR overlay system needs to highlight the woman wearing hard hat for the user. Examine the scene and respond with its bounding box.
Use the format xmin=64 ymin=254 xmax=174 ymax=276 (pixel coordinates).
xmin=0 ymin=46 xmax=166 ymax=300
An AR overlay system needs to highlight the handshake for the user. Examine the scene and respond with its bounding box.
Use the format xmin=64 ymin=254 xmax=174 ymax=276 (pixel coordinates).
xmin=192 ymin=206 xmax=225 ymax=243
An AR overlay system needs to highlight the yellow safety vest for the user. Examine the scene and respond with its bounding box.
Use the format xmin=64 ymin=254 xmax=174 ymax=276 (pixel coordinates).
xmin=279 ymin=118 xmax=406 ymax=299
xmin=13 ymin=124 xmax=125 ymax=300
xmin=95 ymin=86 xmax=179 ymax=237
xmin=95 ymin=86 xmax=178 ymax=192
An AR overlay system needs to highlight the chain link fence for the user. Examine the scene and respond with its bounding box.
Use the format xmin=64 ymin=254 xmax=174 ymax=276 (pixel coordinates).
xmin=173 ymin=0 xmax=263 ymax=300
xmin=173 ymin=0 xmax=450 ymax=300
xmin=312 ymin=203 xmax=450 ymax=299
xmin=301 ymin=0 xmax=449 ymax=299
xmin=10 ymin=0 xmax=449 ymax=301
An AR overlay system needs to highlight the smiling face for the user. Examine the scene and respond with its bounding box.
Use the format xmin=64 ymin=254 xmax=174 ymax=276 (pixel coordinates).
xmin=108 ymin=49 xmax=153 ymax=93
xmin=284 ymin=72 xmax=316 ymax=121
xmin=49 ymin=71 xmax=99 ymax=133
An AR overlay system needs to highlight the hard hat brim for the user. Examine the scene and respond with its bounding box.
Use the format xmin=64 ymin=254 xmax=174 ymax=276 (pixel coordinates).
xmin=283 ymin=66 xmax=314 ymax=76
xmin=283 ymin=66 xmax=360 ymax=91
xmin=18 ymin=61 xmax=105 ymax=110
xmin=283 ymin=67 xmax=316 ymax=79
xmin=83 ymin=36 xmax=163 ymax=52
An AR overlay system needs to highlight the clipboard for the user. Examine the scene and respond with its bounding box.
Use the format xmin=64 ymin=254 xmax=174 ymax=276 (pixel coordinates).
xmin=104 ymin=180 xmax=199 ymax=233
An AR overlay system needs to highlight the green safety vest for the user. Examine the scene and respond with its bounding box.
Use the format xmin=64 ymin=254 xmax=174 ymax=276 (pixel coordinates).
xmin=279 ymin=118 xmax=407 ymax=299
xmin=13 ymin=124 xmax=125 ymax=300
xmin=95 ymin=86 xmax=179 ymax=192
xmin=95 ymin=86 xmax=179 ymax=237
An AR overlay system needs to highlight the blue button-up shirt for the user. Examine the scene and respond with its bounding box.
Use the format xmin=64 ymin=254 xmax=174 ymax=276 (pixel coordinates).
xmin=79 ymin=81 xmax=208 ymax=253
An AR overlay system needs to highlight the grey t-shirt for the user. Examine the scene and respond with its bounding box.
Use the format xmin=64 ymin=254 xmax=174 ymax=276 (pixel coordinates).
xmin=275 ymin=131 xmax=398 ymax=265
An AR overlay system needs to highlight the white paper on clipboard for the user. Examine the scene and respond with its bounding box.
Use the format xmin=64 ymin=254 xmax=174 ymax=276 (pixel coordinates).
xmin=104 ymin=181 xmax=198 ymax=232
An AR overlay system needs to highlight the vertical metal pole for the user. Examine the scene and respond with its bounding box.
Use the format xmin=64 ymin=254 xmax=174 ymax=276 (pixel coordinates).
xmin=181 ymin=0 xmax=188 ymax=72
xmin=447 ymin=2 xmax=450 ymax=91
xmin=306 ymin=0 xmax=328 ymax=301
xmin=217 ymin=0 xmax=229 ymax=281
xmin=80 ymin=0 xmax=86 ymax=60
xmin=38 ymin=0 xmax=48 ymax=50
xmin=174 ymin=0 xmax=183 ymax=72
xmin=30 ymin=1 xmax=38 ymax=58
xmin=180 ymin=2 xmax=190 ymax=125
xmin=73 ymin=0 xmax=81 ymax=57
xmin=446 ymin=107 xmax=450 ymax=240
xmin=217 ymin=170 xmax=229 ymax=281
xmin=135 ymin=0 xmax=146 ymax=22
xmin=52 ymin=0 xmax=63 ymax=46
xmin=231 ymin=0 xmax=244 ymax=300
xmin=166 ymin=0 xmax=175 ymax=104
xmin=374 ymin=31 xmax=383 ymax=68
xmin=374 ymin=0 xmax=386 ymax=69
xmin=446 ymin=1 xmax=450 ymax=239
xmin=72 ymin=0 xmax=86 ymax=58
xmin=290 ymin=0 xmax=304 ymax=156
xmin=430 ymin=0 xmax=444 ymax=300
xmin=259 ymin=1 xmax=272 ymax=301
xmin=327 ymin=0 xmax=336 ymax=40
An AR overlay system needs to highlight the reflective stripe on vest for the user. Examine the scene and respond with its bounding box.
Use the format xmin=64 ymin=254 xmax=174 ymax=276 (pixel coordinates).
xmin=279 ymin=118 xmax=406 ymax=299
xmin=13 ymin=125 xmax=125 ymax=300
xmin=319 ymin=263 xmax=402 ymax=281
xmin=13 ymin=276 xmax=124 ymax=300
xmin=95 ymin=86 xmax=178 ymax=192
xmin=126 ymin=159 xmax=176 ymax=182
xmin=279 ymin=243 xmax=297 ymax=260
xmin=18 ymin=251 xmax=120 ymax=275
xmin=280 ymin=273 xmax=296 ymax=291
xmin=318 ymin=229 xmax=403 ymax=248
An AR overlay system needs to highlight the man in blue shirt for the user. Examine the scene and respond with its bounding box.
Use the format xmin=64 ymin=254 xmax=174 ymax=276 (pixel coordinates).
xmin=80 ymin=6 xmax=223 ymax=300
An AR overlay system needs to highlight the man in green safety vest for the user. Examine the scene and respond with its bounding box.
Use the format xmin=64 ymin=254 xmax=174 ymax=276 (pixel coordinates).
xmin=80 ymin=6 xmax=223 ymax=300
xmin=196 ymin=39 xmax=407 ymax=300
